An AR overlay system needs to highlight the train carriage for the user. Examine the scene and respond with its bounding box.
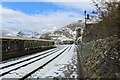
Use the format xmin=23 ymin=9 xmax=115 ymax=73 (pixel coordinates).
xmin=61 ymin=39 xmax=74 ymax=45
xmin=0 ymin=36 xmax=55 ymax=61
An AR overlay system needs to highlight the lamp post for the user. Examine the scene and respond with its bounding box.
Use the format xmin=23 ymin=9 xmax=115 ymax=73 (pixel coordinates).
xmin=84 ymin=10 xmax=90 ymax=29
xmin=80 ymin=10 xmax=89 ymax=53
xmin=84 ymin=10 xmax=87 ymax=30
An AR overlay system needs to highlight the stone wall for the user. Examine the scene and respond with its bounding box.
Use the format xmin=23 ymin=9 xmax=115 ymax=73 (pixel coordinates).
xmin=82 ymin=36 xmax=120 ymax=78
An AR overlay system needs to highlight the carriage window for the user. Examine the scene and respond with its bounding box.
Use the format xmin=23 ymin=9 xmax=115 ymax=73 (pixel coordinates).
xmin=0 ymin=40 xmax=2 ymax=52
xmin=10 ymin=41 xmax=19 ymax=51
xmin=2 ymin=40 xmax=8 ymax=52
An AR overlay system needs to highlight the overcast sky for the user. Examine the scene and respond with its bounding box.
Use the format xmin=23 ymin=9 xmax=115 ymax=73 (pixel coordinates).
xmin=1 ymin=0 xmax=95 ymax=34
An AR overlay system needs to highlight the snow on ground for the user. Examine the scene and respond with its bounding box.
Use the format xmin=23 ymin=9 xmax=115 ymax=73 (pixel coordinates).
xmin=1 ymin=45 xmax=68 ymax=79
xmin=30 ymin=44 xmax=78 ymax=78
xmin=1 ymin=48 xmax=57 ymax=66
xmin=1 ymin=44 xmax=78 ymax=79
xmin=0 ymin=45 xmax=65 ymax=67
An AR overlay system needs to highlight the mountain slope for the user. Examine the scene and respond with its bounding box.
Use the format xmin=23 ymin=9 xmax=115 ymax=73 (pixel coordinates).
xmin=40 ymin=21 xmax=83 ymax=40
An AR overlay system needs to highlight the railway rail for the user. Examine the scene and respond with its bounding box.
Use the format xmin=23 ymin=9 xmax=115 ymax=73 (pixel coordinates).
xmin=1 ymin=48 xmax=58 ymax=69
xmin=1 ymin=48 xmax=59 ymax=76
xmin=20 ymin=46 xmax=69 ymax=80
xmin=1 ymin=45 xmax=70 ymax=79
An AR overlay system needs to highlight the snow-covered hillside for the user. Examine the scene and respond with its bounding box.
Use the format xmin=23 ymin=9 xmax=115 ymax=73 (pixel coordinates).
xmin=1 ymin=30 xmax=41 ymax=38
xmin=40 ymin=21 xmax=83 ymax=41
xmin=1 ymin=21 xmax=83 ymax=41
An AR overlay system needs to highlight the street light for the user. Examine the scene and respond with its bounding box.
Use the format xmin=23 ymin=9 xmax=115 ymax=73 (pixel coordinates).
xmin=84 ymin=10 xmax=90 ymax=29
xmin=84 ymin=10 xmax=87 ymax=29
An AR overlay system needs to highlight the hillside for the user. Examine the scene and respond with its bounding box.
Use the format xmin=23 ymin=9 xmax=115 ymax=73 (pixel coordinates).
xmin=39 ymin=21 xmax=83 ymax=40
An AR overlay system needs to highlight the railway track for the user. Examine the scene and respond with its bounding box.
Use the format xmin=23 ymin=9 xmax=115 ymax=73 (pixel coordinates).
xmin=1 ymin=45 xmax=70 ymax=79
xmin=1 ymin=48 xmax=58 ymax=69
xmin=1 ymin=49 xmax=59 ymax=76
xmin=20 ymin=46 xmax=69 ymax=80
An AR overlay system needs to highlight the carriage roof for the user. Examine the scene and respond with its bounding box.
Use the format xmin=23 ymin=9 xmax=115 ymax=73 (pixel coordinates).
xmin=0 ymin=36 xmax=54 ymax=42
